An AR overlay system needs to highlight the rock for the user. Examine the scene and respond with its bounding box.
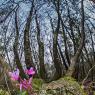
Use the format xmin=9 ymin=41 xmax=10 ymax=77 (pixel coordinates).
xmin=39 ymin=76 xmax=86 ymax=95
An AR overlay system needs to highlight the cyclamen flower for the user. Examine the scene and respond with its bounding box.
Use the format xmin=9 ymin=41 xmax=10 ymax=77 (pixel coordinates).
xmin=25 ymin=67 xmax=35 ymax=76
xmin=8 ymin=69 xmax=19 ymax=81
xmin=9 ymin=67 xmax=35 ymax=93
xmin=19 ymin=77 xmax=32 ymax=91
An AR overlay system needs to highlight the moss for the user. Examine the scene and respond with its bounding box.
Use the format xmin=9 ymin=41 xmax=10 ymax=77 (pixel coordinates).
xmin=40 ymin=76 xmax=86 ymax=95
xmin=63 ymin=76 xmax=86 ymax=95
xmin=32 ymin=78 xmax=44 ymax=91
xmin=0 ymin=89 xmax=10 ymax=95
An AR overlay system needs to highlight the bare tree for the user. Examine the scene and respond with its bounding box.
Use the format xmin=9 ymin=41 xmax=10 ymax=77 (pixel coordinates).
xmin=35 ymin=12 xmax=47 ymax=80
xmin=24 ymin=0 xmax=35 ymax=69
xmin=13 ymin=9 xmax=27 ymax=79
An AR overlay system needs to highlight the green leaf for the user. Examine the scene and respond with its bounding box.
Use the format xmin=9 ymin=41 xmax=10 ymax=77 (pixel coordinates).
xmin=18 ymin=91 xmax=28 ymax=95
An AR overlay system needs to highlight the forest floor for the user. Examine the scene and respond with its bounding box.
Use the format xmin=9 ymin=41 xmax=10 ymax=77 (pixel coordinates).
xmin=32 ymin=77 xmax=87 ymax=95
xmin=0 ymin=76 xmax=94 ymax=95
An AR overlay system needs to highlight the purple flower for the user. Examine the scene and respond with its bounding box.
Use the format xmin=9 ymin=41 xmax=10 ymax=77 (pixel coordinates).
xmin=25 ymin=67 xmax=35 ymax=76
xmin=19 ymin=77 xmax=32 ymax=91
xmin=8 ymin=67 xmax=35 ymax=92
xmin=8 ymin=69 xmax=19 ymax=81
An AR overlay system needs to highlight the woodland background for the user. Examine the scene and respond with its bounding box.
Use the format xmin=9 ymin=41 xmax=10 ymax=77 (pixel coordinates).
xmin=0 ymin=0 xmax=95 ymax=94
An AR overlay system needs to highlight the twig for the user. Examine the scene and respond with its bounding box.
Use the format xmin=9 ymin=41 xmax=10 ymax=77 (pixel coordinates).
xmin=82 ymin=64 xmax=95 ymax=85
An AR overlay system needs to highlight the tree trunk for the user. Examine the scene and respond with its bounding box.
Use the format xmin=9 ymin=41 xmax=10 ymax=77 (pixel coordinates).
xmin=53 ymin=38 xmax=63 ymax=79
xmin=35 ymin=13 xmax=47 ymax=80
xmin=13 ymin=10 xmax=27 ymax=79
xmin=24 ymin=0 xmax=34 ymax=69
xmin=58 ymin=43 xmax=68 ymax=70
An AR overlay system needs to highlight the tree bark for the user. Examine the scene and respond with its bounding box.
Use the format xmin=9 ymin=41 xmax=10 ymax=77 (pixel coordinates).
xmin=24 ymin=0 xmax=35 ymax=69
xmin=35 ymin=13 xmax=47 ymax=80
xmin=13 ymin=10 xmax=27 ymax=79
xmin=58 ymin=43 xmax=68 ymax=70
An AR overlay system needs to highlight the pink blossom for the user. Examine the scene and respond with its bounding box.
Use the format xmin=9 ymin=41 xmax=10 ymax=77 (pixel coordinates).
xmin=8 ymin=69 xmax=19 ymax=81
xmin=8 ymin=67 xmax=35 ymax=92
xmin=25 ymin=67 xmax=35 ymax=76
xmin=20 ymin=83 xmax=22 ymax=91
xmin=19 ymin=77 xmax=32 ymax=91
